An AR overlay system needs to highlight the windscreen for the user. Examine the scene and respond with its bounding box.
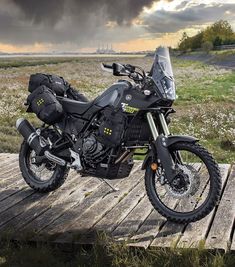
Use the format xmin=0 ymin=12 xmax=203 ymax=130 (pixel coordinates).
xmin=151 ymin=47 xmax=176 ymax=100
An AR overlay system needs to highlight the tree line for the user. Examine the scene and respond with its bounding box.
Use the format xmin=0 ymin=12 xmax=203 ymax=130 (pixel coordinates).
xmin=178 ymin=20 xmax=235 ymax=52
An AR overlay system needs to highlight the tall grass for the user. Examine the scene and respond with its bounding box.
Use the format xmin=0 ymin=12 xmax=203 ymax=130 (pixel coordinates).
xmin=0 ymin=234 xmax=234 ymax=267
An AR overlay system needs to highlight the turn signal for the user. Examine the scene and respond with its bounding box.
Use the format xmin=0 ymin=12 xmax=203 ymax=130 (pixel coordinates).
xmin=151 ymin=163 xmax=158 ymax=171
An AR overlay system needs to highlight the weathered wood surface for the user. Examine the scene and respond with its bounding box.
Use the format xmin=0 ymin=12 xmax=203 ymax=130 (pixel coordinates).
xmin=0 ymin=153 xmax=234 ymax=251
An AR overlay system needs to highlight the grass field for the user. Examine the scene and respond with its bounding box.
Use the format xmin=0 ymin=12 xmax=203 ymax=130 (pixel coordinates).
xmin=0 ymin=56 xmax=234 ymax=163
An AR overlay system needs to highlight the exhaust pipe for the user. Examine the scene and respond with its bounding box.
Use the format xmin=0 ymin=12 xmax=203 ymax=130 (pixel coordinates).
xmin=16 ymin=118 xmax=46 ymax=155
xmin=16 ymin=118 xmax=66 ymax=166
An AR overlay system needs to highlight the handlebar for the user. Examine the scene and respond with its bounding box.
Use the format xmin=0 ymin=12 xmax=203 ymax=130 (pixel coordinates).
xmin=101 ymin=62 xmax=146 ymax=83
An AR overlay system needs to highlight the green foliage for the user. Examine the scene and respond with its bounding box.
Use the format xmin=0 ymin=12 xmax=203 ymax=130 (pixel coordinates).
xmin=178 ymin=20 xmax=235 ymax=51
xmin=202 ymin=41 xmax=213 ymax=54
xmin=178 ymin=32 xmax=190 ymax=52
xmin=203 ymin=20 xmax=234 ymax=45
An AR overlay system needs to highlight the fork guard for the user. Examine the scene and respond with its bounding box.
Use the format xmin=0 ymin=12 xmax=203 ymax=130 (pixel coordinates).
xmin=142 ymin=135 xmax=199 ymax=183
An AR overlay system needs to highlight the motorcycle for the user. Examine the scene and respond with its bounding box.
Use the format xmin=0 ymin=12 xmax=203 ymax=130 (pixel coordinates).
xmin=16 ymin=47 xmax=221 ymax=223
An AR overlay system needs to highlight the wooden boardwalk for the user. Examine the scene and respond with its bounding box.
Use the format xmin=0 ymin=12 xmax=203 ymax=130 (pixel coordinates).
xmin=0 ymin=153 xmax=234 ymax=252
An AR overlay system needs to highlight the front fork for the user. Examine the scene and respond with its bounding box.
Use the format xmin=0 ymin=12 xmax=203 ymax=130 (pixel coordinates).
xmin=147 ymin=112 xmax=170 ymax=138
xmin=146 ymin=112 xmax=177 ymax=183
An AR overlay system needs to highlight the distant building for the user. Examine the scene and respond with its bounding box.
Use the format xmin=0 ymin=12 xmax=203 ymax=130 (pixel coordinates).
xmin=96 ymin=44 xmax=116 ymax=54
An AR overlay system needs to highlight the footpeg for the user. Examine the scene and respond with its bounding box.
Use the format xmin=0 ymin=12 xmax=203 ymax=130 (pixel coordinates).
xmin=44 ymin=151 xmax=66 ymax=166
xmin=70 ymin=149 xmax=83 ymax=171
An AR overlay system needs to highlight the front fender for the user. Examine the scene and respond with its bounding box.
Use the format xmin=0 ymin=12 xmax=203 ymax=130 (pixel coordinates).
xmin=141 ymin=135 xmax=198 ymax=170
xmin=165 ymin=135 xmax=199 ymax=147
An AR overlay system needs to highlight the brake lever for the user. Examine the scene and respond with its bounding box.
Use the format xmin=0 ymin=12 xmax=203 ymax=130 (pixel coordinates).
xmin=125 ymin=64 xmax=135 ymax=73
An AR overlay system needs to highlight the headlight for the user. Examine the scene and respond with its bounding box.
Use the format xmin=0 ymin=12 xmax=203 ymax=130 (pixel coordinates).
xmin=153 ymin=76 xmax=176 ymax=100
xmin=161 ymin=77 xmax=176 ymax=100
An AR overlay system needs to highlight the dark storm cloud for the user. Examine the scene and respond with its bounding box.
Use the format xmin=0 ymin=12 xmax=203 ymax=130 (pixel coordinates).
xmin=12 ymin=0 xmax=154 ymax=26
xmin=0 ymin=0 xmax=234 ymax=48
xmin=143 ymin=3 xmax=235 ymax=34
xmin=0 ymin=0 xmax=155 ymax=46
xmin=12 ymin=0 xmax=65 ymax=26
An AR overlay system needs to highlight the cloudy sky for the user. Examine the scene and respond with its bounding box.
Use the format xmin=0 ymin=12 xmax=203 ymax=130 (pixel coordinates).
xmin=0 ymin=0 xmax=234 ymax=53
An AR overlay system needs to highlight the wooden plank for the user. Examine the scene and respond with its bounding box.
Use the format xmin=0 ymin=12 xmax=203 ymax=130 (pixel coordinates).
xmin=30 ymin=172 xmax=142 ymax=237
xmin=0 ymin=155 xmax=18 ymax=168
xmin=0 ymin=174 xmax=82 ymax=232
xmin=128 ymin=210 xmax=165 ymax=249
xmin=177 ymin=164 xmax=230 ymax=249
xmin=0 ymin=180 xmax=26 ymax=202
xmin=0 ymin=153 xmax=18 ymax=162
xmin=19 ymin=176 xmax=100 ymax=234
xmin=231 ymin=227 xmax=235 ymax=252
xmin=40 ymin=163 xmax=143 ymax=238
xmin=0 ymin=154 xmax=7 ymax=160
xmin=53 ymin=163 xmax=143 ymax=243
xmin=0 ymin=153 xmax=16 ymax=157
xmin=0 ymin=171 xmax=23 ymax=189
xmin=0 ymin=167 xmax=20 ymax=179
xmin=39 ymin=180 xmax=119 ymax=237
xmin=20 ymin=163 xmax=139 ymax=238
xmin=0 ymin=162 xmax=19 ymax=176
xmin=150 ymin=164 xmax=213 ymax=248
xmin=205 ymin=165 xmax=235 ymax=251
xmin=112 ymin=195 xmax=153 ymax=240
xmin=78 ymin=180 xmax=146 ymax=244
xmin=0 ymin=187 xmax=35 ymax=214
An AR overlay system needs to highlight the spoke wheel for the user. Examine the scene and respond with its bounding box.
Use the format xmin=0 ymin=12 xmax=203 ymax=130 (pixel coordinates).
xmin=145 ymin=142 xmax=222 ymax=223
xmin=19 ymin=141 xmax=69 ymax=192
xmin=28 ymin=150 xmax=56 ymax=183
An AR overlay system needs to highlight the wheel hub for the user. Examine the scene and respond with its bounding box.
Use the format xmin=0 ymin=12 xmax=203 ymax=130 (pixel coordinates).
xmin=164 ymin=164 xmax=200 ymax=199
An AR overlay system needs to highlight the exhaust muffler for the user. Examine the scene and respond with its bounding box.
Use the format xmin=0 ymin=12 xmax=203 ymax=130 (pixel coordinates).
xmin=16 ymin=118 xmax=66 ymax=166
xmin=16 ymin=118 xmax=47 ymax=155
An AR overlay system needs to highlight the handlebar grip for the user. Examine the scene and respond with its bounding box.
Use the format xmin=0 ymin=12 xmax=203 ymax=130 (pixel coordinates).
xmin=102 ymin=63 xmax=113 ymax=69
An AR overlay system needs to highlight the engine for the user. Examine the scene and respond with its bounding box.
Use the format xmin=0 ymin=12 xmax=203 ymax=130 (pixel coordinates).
xmin=74 ymin=106 xmax=127 ymax=166
xmin=82 ymin=133 xmax=105 ymax=162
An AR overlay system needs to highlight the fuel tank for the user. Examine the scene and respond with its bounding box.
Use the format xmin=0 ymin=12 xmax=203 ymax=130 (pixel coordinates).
xmin=94 ymin=80 xmax=161 ymax=113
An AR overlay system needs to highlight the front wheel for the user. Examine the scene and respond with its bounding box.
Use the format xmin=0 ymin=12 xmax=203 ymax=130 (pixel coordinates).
xmin=145 ymin=142 xmax=222 ymax=223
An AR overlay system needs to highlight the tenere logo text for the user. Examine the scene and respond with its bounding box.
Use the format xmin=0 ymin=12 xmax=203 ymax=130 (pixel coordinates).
xmin=121 ymin=103 xmax=139 ymax=113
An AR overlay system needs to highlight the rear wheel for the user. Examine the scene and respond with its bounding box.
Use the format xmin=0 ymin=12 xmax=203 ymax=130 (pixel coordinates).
xmin=145 ymin=142 xmax=222 ymax=223
xmin=19 ymin=141 xmax=69 ymax=192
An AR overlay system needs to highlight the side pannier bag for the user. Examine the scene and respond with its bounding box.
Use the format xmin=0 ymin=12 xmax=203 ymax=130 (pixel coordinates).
xmin=97 ymin=107 xmax=127 ymax=147
xmin=28 ymin=73 xmax=89 ymax=102
xmin=27 ymin=85 xmax=64 ymax=125
xmin=28 ymin=73 xmax=67 ymax=96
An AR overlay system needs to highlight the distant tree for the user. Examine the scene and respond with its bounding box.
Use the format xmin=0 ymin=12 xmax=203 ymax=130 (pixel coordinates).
xmin=178 ymin=32 xmax=190 ymax=52
xmin=202 ymin=41 xmax=213 ymax=54
xmin=213 ymin=36 xmax=222 ymax=47
xmin=203 ymin=20 xmax=234 ymax=46
xmin=177 ymin=20 xmax=235 ymax=51
xmin=190 ymin=32 xmax=203 ymax=50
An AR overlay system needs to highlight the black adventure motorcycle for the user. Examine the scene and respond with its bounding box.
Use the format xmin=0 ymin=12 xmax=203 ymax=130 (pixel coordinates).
xmin=16 ymin=47 xmax=221 ymax=223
